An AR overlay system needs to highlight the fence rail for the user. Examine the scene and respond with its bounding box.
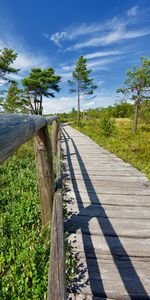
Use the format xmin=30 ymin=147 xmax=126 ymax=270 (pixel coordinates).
xmin=0 ymin=113 xmax=66 ymax=300
xmin=0 ymin=114 xmax=58 ymax=163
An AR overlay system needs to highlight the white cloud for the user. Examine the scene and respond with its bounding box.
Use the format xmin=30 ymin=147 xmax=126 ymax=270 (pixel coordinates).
xmin=50 ymin=32 xmax=68 ymax=46
xmin=95 ymin=80 xmax=104 ymax=86
xmin=42 ymin=91 xmax=116 ymax=114
xmin=7 ymin=73 xmax=23 ymax=81
xmin=85 ymin=101 xmax=94 ymax=107
xmin=49 ymin=6 xmax=149 ymax=51
xmin=43 ymin=96 xmax=77 ymax=114
xmin=59 ymin=71 xmax=72 ymax=82
xmin=61 ymin=72 xmax=72 ymax=78
xmin=13 ymin=52 xmax=48 ymax=70
xmin=60 ymin=64 xmax=74 ymax=72
xmin=48 ymin=23 xmax=108 ymax=46
xmin=85 ymin=50 xmax=122 ymax=59
xmin=70 ymin=27 xmax=150 ymax=50
xmin=87 ymin=57 xmax=120 ymax=68
xmin=127 ymin=6 xmax=138 ymax=17
xmin=123 ymin=30 xmax=150 ymax=39
xmin=58 ymin=56 xmax=121 ymax=78
xmin=0 ymin=30 xmax=49 ymax=75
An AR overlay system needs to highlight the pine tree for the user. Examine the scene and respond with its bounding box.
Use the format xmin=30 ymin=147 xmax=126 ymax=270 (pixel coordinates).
xmin=0 ymin=48 xmax=19 ymax=82
xmin=68 ymin=56 xmax=97 ymax=125
xmin=0 ymin=48 xmax=19 ymax=110
xmin=22 ymin=68 xmax=61 ymax=115
xmin=117 ymin=57 xmax=150 ymax=132
xmin=4 ymin=82 xmax=22 ymax=112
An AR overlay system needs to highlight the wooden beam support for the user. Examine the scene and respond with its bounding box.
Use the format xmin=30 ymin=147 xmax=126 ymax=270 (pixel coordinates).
xmin=52 ymin=119 xmax=59 ymax=156
xmin=34 ymin=125 xmax=54 ymax=226
xmin=47 ymin=189 xmax=66 ymax=300
xmin=56 ymin=125 xmax=62 ymax=189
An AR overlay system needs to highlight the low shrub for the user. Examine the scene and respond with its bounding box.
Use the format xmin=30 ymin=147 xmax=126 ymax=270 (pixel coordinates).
xmin=100 ymin=114 xmax=116 ymax=137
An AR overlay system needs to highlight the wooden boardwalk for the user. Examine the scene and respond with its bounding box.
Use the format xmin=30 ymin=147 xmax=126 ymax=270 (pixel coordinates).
xmin=61 ymin=124 xmax=150 ymax=300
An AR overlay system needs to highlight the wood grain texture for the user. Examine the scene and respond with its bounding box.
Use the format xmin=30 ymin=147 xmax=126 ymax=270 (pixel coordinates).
xmin=61 ymin=125 xmax=150 ymax=300
xmin=68 ymin=294 xmax=114 ymax=300
xmin=47 ymin=125 xmax=66 ymax=299
xmin=34 ymin=125 xmax=54 ymax=225
xmin=0 ymin=114 xmax=58 ymax=163
xmin=56 ymin=126 xmax=62 ymax=189
xmin=47 ymin=189 xmax=66 ymax=300
xmin=52 ymin=119 xmax=59 ymax=155
xmin=68 ymin=232 xmax=150 ymax=258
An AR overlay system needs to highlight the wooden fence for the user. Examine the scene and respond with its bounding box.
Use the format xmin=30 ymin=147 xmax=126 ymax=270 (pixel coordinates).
xmin=0 ymin=114 xmax=66 ymax=300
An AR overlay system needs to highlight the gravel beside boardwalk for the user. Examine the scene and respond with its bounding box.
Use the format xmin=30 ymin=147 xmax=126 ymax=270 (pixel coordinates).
xmin=61 ymin=124 xmax=150 ymax=300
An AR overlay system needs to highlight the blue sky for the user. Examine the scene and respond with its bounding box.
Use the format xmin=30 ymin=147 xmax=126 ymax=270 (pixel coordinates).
xmin=0 ymin=0 xmax=150 ymax=113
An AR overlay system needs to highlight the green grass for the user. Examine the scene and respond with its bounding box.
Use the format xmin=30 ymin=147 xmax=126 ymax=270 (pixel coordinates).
xmin=0 ymin=131 xmax=77 ymax=299
xmin=73 ymin=118 xmax=150 ymax=180
xmin=0 ymin=141 xmax=50 ymax=299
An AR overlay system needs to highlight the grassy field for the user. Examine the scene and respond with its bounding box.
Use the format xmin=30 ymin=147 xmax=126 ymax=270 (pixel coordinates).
xmin=0 ymin=130 xmax=76 ymax=299
xmin=73 ymin=118 xmax=150 ymax=180
xmin=0 ymin=140 xmax=51 ymax=299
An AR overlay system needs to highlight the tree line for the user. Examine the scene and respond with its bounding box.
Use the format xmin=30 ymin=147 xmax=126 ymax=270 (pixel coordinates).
xmin=0 ymin=48 xmax=61 ymax=115
xmin=0 ymin=47 xmax=150 ymax=132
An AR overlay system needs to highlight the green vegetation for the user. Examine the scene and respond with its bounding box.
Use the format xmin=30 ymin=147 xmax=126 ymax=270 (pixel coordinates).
xmin=117 ymin=57 xmax=150 ymax=133
xmin=0 ymin=141 xmax=50 ymax=299
xmin=0 ymin=47 xmax=19 ymax=110
xmin=3 ymin=82 xmax=27 ymax=113
xmin=0 ymin=48 xmax=19 ymax=82
xmin=56 ymin=102 xmax=150 ymax=180
xmin=0 ymin=136 xmax=77 ymax=298
xmin=68 ymin=55 xmax=97 ymax=125
xmin=57 ymin=102 xmax=135 ymax=123
xmin=0 ymin=47 xmax=61 ymax=114
xmin=0 ymin=48 xmax=149 ymax=297
xmin=72 ymin=117 xmax=150 ymax=180
xmin=99 ymin=114 xmax=116 ymax=137
xmin=22 ymin=68 xmax=61 ymax=115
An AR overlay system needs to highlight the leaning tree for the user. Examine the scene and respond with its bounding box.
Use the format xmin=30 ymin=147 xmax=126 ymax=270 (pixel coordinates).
xmin=68 ymin=56 xmax=97 ymax=125
xmin=117 ymin=57 xmax=150 ymax=133
xmin=0 ymin=48 xmax=19 ymax=82
xmin=22 ymin=68 xmax=61 ymax=115
xmin=0 ymin=47 xmax=19 ymax=110
xmin=3 ymin=82 xmax=28 ymax=113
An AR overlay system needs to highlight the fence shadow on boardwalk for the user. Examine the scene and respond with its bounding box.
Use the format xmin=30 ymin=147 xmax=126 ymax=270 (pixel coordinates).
xmin=62 ymin=125 xmax=149 ymax=299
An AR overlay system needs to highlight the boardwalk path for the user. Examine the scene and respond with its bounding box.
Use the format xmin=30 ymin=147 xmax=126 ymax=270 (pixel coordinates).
xmin=61 ymin=124 xmax=150 ymax=300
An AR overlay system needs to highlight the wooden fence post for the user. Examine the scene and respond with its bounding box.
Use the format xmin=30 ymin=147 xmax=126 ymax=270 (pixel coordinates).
xmin=47 ymin=190 xmax=66 ymax=300
xmin=52 ymin=120 xmax=59 ymax=155
xmin=34 ymin=125 xmax=54 ymax=226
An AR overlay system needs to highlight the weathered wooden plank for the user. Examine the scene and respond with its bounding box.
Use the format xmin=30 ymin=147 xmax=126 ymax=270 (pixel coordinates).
xmin=68 ymin=232 xmax=150 ymax=258
xmin=47 ymin=189 xmax=66 ymax=300
xmin=69 ymin=184 xmax=150 ymax=195
xmin=70 ymin=158 xmax=123 ymax=163
xmin=66 ymin=203 xmax=150 ymax=219
xmin=68 ymin=294 xmax=114 ymax=300
xmin=68 ymin=257 xmax=150 ymax=299
xmin=52 ymin=119 xmax=59 ymax=155
xmin=66 ymin=215 xmax=150 ymax=238
xmin=67 ymin=162 xmax=137 ymax=171
xmin=34 ymin=125 xmax=54 ymax=225
xmin=65 ymin=191 xmax=150 ymax=206
xmin=0 ymin=114 xmax=58 ymax=163
xmin=70 ymin=178 xmax=148 ymax=188
xmin=70 ymin=175 xmax=146 ymax=182
xmin=47 ymin=125 xmax=66 ymax=299
xmin=56 ymin=126 xmax=62 ymax=189
xmin=62 ymin=125 xmax=150 ymax=299
xmin=64 ymin=168 xmax=147 ymax=178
